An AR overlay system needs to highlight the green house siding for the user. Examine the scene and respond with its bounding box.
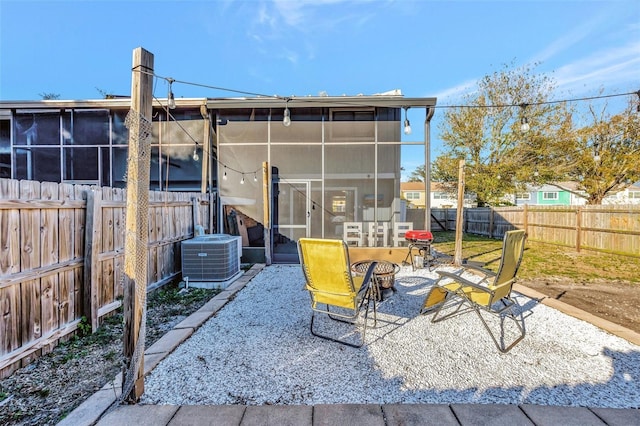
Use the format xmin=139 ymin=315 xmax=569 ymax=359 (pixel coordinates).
xmin=537 ymin=190 xmax=571 ymax=205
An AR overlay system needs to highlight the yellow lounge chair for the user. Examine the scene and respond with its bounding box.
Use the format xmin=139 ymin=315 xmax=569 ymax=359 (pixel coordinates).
xmin=421 ymin=229 xmax=527 ymax=353
xmin=298 ymin=238 xmax=378 ymax=348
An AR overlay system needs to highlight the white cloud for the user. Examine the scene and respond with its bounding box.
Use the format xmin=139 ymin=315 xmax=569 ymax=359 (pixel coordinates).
xmin=430 ymin=79 xmax=478 ymax=105
xmin=530 ymin=15 xmax=604 ymax=64
xmin=553 ymin=41 xmax=640 ymax=94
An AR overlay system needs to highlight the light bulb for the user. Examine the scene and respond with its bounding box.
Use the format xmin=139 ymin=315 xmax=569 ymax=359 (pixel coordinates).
xmin=520 ymin=116 xmax=529 ymax=132
xmin=240 ymin=175 xmax=245 ymax=184
xmin=404 ymin=119 xmax=412 ymax=135
xmin=533 ymin=170 xmax=539 ymax=177
xmin=253 ymin=173 xmax=258 ymax=182
xmin=594 ymin=154 xmax=601 ymax=162
xmin=192 ymin=148 xmax=199 ymax=162
xmin=223 ymin=169 xmax=228 ymax=180
xmin=168 ymin=91 xmax=176 ymax=110
xmin=283 ymin=107 xmax=291 ymax=127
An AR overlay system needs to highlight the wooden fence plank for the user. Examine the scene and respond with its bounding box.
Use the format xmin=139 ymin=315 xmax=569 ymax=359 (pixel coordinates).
xmin=0 ymin=179 xmax=20 ymax=276
xmin=0 ymin=178 xmax=206 ymax=375
xmin=0 ymin=285 xmax=19 ymax=357
xmin=83 ymin=189 xmax=101 ymax=331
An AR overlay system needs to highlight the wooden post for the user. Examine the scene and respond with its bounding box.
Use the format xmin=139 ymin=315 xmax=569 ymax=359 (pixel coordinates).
xmin=523 ymin=204 xmax=528 ymax=236
xmin=209 ymin=191 xmax=215 ymax=234
xmin=454 ymin=160 xmax=465 ymax=266
xmin=262 ymin=161 xmax=271 ymax=265
xmin=83 ymin=188 xmax=102 ymax=332
xmin=488 ymin=208 xmax=494 ymax=239
xmin=192 ymin=197 xmax=200 ymax=234
xmin=576 ymin=206 xmax=582 ymax=252
xmin=122 ymin=47 xmax=154 ymax=402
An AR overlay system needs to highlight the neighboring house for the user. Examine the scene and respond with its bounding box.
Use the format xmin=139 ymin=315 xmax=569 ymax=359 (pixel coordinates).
xmin=603 ymin=183 xmax=640 ymax=205
xmin=401 ymin=181 xmax=477 ymax=209
xmin=514 ymin=182 xmax=587 ymax=206
xmin=0 ymin=93 xmax=437 ymax=259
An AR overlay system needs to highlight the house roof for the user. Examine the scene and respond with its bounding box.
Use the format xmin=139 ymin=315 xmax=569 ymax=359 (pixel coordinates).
xmin=0 ymin=94 xmax=437 ymax=111
xmin=401 ymin=182 xmax=450 ymax=191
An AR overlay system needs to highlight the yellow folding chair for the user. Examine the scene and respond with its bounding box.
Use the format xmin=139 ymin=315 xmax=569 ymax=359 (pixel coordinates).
xmin=298 ymin=238 xmax=378 ymax=348
xmin=421 ymin=229 xmax=527 ymax=353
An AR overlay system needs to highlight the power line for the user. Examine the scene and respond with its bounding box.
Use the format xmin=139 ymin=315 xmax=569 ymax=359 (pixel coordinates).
xmin=134 ymin=68 xmax=639 ymax=110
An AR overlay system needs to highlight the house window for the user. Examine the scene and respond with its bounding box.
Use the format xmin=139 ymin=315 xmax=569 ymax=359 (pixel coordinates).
xmin=516 ymin=193 xmax=530 ymax=200
xmin=405 ymin=192 xmax=420 ymax=200
xmin=629 ymin=191 xmax=640 ymax=199
xmin=0 ymin=119 xmax=9 ymax=178
xmin=329 ymin=109 xmax=375 ymax=142
xmin=543 ymin=192 xmax=558 ymax=200
xmin=434 ymin=192 xmax=450 ymax=199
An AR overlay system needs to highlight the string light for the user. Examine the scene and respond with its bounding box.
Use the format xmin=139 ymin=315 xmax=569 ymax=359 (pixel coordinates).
xmin=144 ymin=70 xmax=638 ymax=190
xmin=283 ymin=99 xmax=291 ymax=127
xmin=254 ymin=172 xmax=258 ymax=182
xmin=136 ymin=68 xmax=638 ymax=113
xmin=520 ymin=104 xmax=530 ymax=132
xmin=192 ymin=146 xmax=199 ymax=162
xmin=167 ymin=78 xmax=176 ymax=109
xmin=403 ymin=107 xmax=411 ymax=135
xmin=240 ymin=174 xmax=245 ymax=184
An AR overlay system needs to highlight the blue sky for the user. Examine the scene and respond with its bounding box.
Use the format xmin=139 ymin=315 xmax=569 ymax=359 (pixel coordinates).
xmin=1 ymin=0 xmax=639 ymax=179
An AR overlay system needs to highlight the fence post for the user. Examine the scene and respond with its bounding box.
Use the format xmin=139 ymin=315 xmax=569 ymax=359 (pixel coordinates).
xmin=576 ymin=206 xmax=582 ymax=252
xmin=523 ymin=204 xmax=528 ymax=235
xmin=192 ymin=197 xmax=200 ymax=234
xmin=208 ymin=191 xmax=215 ymax=234
xmin=444 ymin=207 xmax=448 ymax=231
xmin=490 ymin=208 xmax=494 ymax=238
xmin=83 ymin=188 xmax=102 ymax=332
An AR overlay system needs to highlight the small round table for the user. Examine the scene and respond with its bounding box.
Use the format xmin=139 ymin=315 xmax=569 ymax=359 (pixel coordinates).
xmin=351 ymin=260 xmax=400 ymax=301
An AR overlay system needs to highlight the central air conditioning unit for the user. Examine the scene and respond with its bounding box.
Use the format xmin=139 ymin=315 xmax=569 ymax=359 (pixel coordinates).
xmin=181 ymin=234 xmax=243 ymax=289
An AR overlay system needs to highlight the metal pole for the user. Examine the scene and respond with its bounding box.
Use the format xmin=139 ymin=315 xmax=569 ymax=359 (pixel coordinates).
xmin=424 ymin=107 xmax=435 ymax=232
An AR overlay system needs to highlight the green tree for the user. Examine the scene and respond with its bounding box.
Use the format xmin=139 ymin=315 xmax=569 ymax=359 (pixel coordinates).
xmin=432 ymin=61 xmax=566 ymax=206
xmin=408 ymin=165 xmax=425 ymax=182
xmin=554 ymin=98 xmax=640 ymax=204
xmin=39 ymin=92 xmax=60 ymax=100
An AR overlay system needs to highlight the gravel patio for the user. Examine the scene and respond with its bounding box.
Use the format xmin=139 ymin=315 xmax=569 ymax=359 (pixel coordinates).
xmin=140 ymin=264 xmax=640 ymax=409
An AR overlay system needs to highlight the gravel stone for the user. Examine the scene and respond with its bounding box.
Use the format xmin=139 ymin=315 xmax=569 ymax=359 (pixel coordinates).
xmin=141 ymin=264 xmax=640 ymax=408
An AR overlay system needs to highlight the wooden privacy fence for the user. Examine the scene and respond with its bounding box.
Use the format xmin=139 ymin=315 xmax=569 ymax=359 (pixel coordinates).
xmin=428 ymin=205 xmax=640 ymax=258
xmin=0 ymin=178 xmax=211 ymax=377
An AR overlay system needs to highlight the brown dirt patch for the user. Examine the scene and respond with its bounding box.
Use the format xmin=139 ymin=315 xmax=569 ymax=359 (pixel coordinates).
xmin=519 ymin=277 xmax=640 ymax=334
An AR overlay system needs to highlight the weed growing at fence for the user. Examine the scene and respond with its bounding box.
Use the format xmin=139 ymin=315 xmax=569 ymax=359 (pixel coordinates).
xmin=0 ymin=280 xmax=221 ymax=426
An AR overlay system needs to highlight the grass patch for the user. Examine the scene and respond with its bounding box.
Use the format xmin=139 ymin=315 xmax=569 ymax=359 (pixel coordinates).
xmin=431 ymin=231 xmax=640 ymax=283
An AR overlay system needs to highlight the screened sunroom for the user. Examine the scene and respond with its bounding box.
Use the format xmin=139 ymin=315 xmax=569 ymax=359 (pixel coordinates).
xmin=0 ymin=94 xmax=437 ymax=263
xmin=208 ymin=95 xmax=437 ymax=262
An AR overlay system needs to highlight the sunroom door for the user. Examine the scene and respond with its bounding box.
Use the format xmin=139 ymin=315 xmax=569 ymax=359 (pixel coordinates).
xmin=273 ymin=179 xmax=310 ymax=262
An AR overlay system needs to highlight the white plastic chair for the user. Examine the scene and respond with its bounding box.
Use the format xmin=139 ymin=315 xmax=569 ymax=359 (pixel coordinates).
xmin=367 ymin=222 xmax=389 ymax=247
xmin=343 ymin=222 xmax=364 ymax=246
xmin=392 ymin=222 xmax=413 ymax=247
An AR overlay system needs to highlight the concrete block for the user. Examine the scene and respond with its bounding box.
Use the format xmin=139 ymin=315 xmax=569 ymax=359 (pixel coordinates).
xmin=313 ymin=404 xmax=384 ymax=426
xmin=145 ymin=328 xmax=194 ymax=355
xmin=169 ymin=405 xmax=245 ymax=426
xmin=96 ymin=405 xmax=178 ymax=426
xmin=241 ymin=405 xmax=312 ymax=426
xmin=451 ymin=403 xmax=533 ymax=426
xmin=590 ymin=407 xmax=640 ymax=426
xmin=520 ymin=404 xmax=605 ymax=425
xmin=383 ymin=403 xmax=458 ymax=426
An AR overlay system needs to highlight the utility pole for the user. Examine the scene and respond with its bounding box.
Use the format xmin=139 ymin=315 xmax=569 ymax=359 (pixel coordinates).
xmin=454 ymin=159 xmax=465 ymax=266
xmin=122 ymin=47 xmax=154 ymax=402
